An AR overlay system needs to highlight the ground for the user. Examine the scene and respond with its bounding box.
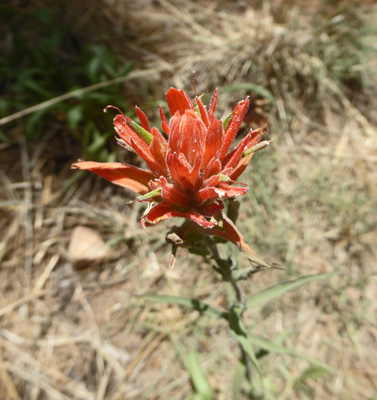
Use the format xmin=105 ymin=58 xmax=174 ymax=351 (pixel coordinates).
xmin=1 ymin=1 xmax=377 ymax=399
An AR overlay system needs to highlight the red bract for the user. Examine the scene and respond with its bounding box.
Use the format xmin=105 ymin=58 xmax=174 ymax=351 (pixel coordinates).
xmin=72 ymin=88 xmax=272 ymax=268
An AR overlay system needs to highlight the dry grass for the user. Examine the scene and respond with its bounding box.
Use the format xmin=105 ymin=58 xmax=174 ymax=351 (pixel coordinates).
xmin=1 ymin=0 xmax=377 ymax=399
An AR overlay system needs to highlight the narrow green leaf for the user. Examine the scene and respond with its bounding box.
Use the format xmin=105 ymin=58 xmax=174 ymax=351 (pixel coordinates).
xmin=219 ymin=174 xmax=231 ymax=181
xmin=188 ymin=394 xmax=206 ymax=400
xmin=87 ymin=129 xmax=106 ymax=154
xmin=23 ymin=79 xmax=52 ymax=98
xmin=141 ymin=294 xmax=228 ymax=320
xmin=223 ymin=113 xmax=233 ymax=130
xmin=293 ymin=365 xmax=331 ymax=388
xmin=26 ymin=107 xmax=51 ymax=138
xmin=136 ymin=188 xmax=161 ymax=202
xmin=67 ymin=106 xmax=83 ymax=131
xmin=231 ymin=266 xmax=255 ymax=281
xmin=128 ymin=120 xmax=153 ymax=144
xmin=230 ymin=333 xmax=265 ymax=393
xmin=232 ymin=362 xmax=246 ymax=400
xmin=243 ymin=140 xmax=272 ymax=157
xmin=188 ymin=350 xmax=213 ymax=400
xmin=247 ymin=272 xmax=335 ymax=308
xmin=118 ymin=61 xmax=134 ymax=77
xmin=228 ymin=308 xmax=264 ymax=393
xmin=248 ymin=333 xmax=335 ymax=374
xmin=232 ymin=334 xmax=261 ymax=375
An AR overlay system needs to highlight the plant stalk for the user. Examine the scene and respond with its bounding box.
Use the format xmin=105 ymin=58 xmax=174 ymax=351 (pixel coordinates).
xmin=205 ymin=237 xmax=253 ymax=384
xmin=230 ymin=279 xmax=252 ymax=383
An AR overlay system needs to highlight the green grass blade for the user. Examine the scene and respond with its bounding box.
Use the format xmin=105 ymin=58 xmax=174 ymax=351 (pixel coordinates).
xmin=246 ymin=272 xmax=335 ymax=309
xmin=293 ymin=365 xmax=331 ymax=389
xmin=231 ymin=333 xmax=261 ymax=376
xmin=188 ymin=395 xmax=207 ymax=400
xmin=230 ymin=333 xmax=265 ymax=393
xmin=187 ymin=350 xmax=213 ymax=400
xmin=232 ymin=362 xmax=246 ymax=400
xmin=228 ymin=308 xmax=264 ymax=393
xmin=248 ymin=333 xmax=335 ymax=374
xmin=141 ymin=294 xmax=228 ymax=320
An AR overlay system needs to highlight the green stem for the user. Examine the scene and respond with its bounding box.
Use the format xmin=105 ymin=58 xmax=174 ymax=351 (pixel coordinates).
xmin=205 ymin=237 xmax=253 ymax=384
xmin=230 ymin=279 xmax=252 ymax=383
xmin=231 ymin=280 xmax=243 ymax=304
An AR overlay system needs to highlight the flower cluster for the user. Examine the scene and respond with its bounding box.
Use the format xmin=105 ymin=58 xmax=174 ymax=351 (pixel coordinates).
xmin=72 ymin=88 xmax=271 ymax=268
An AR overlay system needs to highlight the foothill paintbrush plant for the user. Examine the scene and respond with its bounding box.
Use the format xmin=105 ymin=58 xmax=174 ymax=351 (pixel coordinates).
xmin=72 ymin=87 xmax=273 ymax=267
xmin=72 ymin=86 xmax=333 ymax=397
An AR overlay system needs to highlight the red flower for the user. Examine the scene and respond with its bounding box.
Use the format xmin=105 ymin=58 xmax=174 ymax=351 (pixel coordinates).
xmin=72 ymin=88 xmax=272 ymax=268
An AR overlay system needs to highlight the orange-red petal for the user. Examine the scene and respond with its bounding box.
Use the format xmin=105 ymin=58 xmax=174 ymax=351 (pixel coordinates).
xmin=228 ymin=127 xmax=266 ymax=181
xmin=142 ymin=201 xmax=217 ymax=228
xmin=114 ymin=114 xmax=152 ymax=159
xmin=203 ymin=118 xmax=223 ymax=166
xmin=203 ymin=157 xmax=221 ymax=179
xmin=159 ymin=105 xmax=170 ymax=135
xmin=196 ymin=96 xmax=209 ymax=127
xmin=219 ymin=97 xmax=249 ymax=160
xmin=129 ymin=137 xmax=163 ymax=177
xmin=202 ymin=214 xmax=272 ymax=268
xmin=166 ymin=150 xmax=192 ymax=192
xmin=166 ymin=88 xmax=194 ymax=116
xmin=178 ymin=110 xmax=207 ymax=164
xmin=217 ymin=181 xmax=248 ymax=197
xmin=135 ymin=106 xmax=151 ymax=133
xmin=198 ymin=201 xmax=224 ymax=216
xmin=149 ymin=135 xmax=167 ymax=176
xmin=158 ymin=176 xmax=193 ymax=208
xmin=209 ymin=88 xmax=218 ymax=115
xmin=71 ymin=161 xmax=154 ymax=194
xmin=222 ymin=132 xmax=253 ymax=170
xmin=197 ymin=186 xmax=226 ymax=203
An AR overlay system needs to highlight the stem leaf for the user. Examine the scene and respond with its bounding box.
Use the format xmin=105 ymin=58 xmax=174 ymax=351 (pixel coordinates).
xmin=141 ymin=294 xmax=228 ymax=320
xmin=248 ymin=333 xmax=335 ymax=374
xmin=232 ymin=362 xmax=246 ymax=400
xmin=228 ymin=308 xmax=264 ymax=393
xmin=230 ymin=332 xmax=264 ymax=393
xmin=246 ymin=272 xmax=335 ymax=308
xmin=293 ymin=365 xmax=331 ymax=388
xmin=187 ymin=350 xmax=213 ymax=400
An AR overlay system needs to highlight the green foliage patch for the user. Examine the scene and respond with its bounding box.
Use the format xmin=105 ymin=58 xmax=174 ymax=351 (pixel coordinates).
xmin=0 ymin=1 xmax=133 ymax=161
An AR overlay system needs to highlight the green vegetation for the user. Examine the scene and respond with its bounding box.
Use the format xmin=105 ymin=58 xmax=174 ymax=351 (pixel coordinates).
xmin=0 ymin=1 xmax=133 ymax=161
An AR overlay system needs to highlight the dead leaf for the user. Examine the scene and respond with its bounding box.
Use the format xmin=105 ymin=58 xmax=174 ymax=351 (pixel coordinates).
xmin=68 ymin=226 xmax=115 ymax=269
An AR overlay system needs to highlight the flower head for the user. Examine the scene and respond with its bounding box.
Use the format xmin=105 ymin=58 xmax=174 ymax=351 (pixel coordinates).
xmin=72 ymin=88 xmax=272 ymax=268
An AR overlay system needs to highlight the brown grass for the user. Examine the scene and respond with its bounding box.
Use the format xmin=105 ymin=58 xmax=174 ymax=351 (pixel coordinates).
xmin=1 ymin=0 xmax=377 ymax=399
